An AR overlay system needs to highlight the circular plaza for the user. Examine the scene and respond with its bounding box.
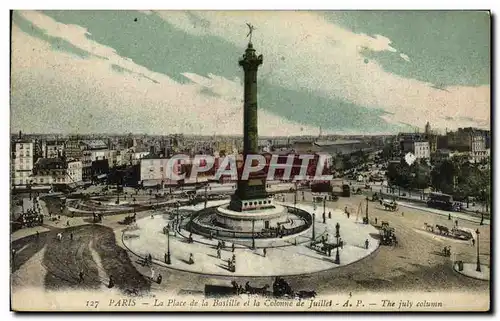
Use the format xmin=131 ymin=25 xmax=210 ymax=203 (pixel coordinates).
xmin=122 ymin=200 xmax=380 ymax=277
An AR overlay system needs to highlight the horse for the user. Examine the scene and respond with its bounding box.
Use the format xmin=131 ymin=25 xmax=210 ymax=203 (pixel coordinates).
xmin=249 ymin=284 xmax=270 ymax=295
xmin=231 ymin=281 xmax=244 ymax=295
xmin=435 ymin=225 xmax=449 ymax=236
xmin=125 ymin=288 xmax=139 ymax=296
xmin=56 ymin=233 xmax=63 ymax=241
xmin=423 ymin=223 xmax=434 ymax=232
xmin=296 ymin=290 xmax=317 ymax=299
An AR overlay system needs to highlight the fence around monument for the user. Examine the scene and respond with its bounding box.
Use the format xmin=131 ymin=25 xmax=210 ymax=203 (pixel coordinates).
xmin=187 ymin=205 xmax=313 ymax=239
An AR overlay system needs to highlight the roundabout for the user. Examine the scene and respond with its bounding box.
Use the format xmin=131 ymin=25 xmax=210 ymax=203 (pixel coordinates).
xmin=122 ymin=200 xmax=380 ymax=277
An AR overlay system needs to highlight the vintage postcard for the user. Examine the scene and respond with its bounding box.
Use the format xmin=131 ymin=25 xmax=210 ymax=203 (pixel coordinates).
xmin=10 ymin=10 xmax=491 ymax=312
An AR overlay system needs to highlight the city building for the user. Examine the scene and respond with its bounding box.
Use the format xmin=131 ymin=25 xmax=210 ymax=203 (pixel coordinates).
xmin=471 ymin=132 xmax=488 ymax=163
xmin=413 ymin=141 xmax=431 ymax=160
xmin=401 ymin=140 xmax=430 ymax=161
xmin=11 ymin=140 xmax=34 ymax=187
xmin=139 ymin=157 xmax=182 ymax=187
xmin=124 ymin=147 xmax=150 ymax=166
xmin=41 ymin=140 xmax=65 ymax=159
xmin=81 ymin=140 xmax=109 ymax=181
xmin=64 ymin=136 xmax=84 ymax=160
xmin=30 ymin=158 xmax=83 ymax=188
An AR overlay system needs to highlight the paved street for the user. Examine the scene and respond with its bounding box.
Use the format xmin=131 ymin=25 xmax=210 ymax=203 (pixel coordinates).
xmin=11 ymin=190 xmax=489 ymax=296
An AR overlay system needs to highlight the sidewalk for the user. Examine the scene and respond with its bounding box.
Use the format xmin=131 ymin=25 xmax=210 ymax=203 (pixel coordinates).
xmin=396 ymin=201 xmax=490 ymax=225
xmin=375 ymin=187 xmax=489 ymax=216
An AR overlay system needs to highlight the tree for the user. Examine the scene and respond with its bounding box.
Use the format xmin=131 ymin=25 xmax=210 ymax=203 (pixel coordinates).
xmin=410 ymin=162 xmax=430 ymax=190
xmin=430 ymin=159 xmax=456 ymax=194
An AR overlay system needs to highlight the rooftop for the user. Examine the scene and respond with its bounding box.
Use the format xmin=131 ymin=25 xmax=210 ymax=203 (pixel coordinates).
xmin=81 ymin=140 xmax=108 ymax=150
xmin=35 ymin=157 xmax=66 ymax=169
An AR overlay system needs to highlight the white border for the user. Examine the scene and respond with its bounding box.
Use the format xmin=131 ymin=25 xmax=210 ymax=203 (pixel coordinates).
xmin=2 ymin=1 xmax=497 ymax=321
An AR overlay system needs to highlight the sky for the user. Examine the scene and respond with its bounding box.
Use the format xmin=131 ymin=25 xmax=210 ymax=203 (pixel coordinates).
xmin=10 ymin=10 xmax=491 ymax=136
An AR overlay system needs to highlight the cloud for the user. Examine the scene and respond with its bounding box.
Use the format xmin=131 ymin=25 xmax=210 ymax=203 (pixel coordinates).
xmin=11 ymin=11 xmax=320 ymax=136
xmin=153 ymin=11 xmax=489 ymax=130
xmin=11 ymin=10 xmax=490 ymax=136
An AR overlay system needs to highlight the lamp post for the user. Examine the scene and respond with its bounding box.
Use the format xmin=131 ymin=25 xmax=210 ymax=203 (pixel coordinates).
xmin=335 ymin=222 xmax=340 ymax=264
xmin=365 ymin=197 xmax=369 ymax=224
xmin=252 ymin=220 xmax=255 ymax=249
xmin=312 ymin=212 xmax=316 ymax=240
xmin=175 ymin=202 xmax=180 ymax=236
xmin=476 ymin=229 xmax=481 ymax=272
xmin=116 ymin=176 xmax=121 ymax=205
xmin=294 ymin=182 xmax=297 ymax=212
xmin=166 ymin=228 xmax=171 ymax=265
xmin=204 ymin=185 xmax=208 ymax=209
xmin=323 ymin=196 xmax=326 ymax=218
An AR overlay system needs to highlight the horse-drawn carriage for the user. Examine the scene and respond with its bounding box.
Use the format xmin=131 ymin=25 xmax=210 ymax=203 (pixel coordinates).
xmin=309 ymin=238 xmax=338 ymax=256
xmin=379 ymin=222 xmax=397 ymax=246
xmin=424 ymin=223 xmax=472 ymax=241
xmin=451 ymin=227 xmax=473 ymax=240
xmin=121 ymin=213 xmax=136 ymax=225
xmin=204 ymin=281 xmax=270 ymax=298
xmin=381 ymin=199 xmax=398 ymax=211
xmin=204 ymin=278 xmax=316 ymax=300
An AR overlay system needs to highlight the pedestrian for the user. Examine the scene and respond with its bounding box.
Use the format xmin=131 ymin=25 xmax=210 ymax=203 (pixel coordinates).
xmin=263 ymin=248 xmax=267 ymax=257
xmin=472 ymin=238 xmax=475 ymax=246
xmin=365 ymin=239 xmax=369 ymax=249
xmin=164 ymin=253 xmax=168 ymax=263
xmin=455 ymin=220 xmax=458 ymax=227
xmin=157 ymin=273 xmax=162 ymax=284
xmin=448 ymin=213 xmax=451 ymax=220
xmin=339 ymin=238 xmax=343 ymax=249
xmin=232 ymin=243 xmax=235 ymax=252
xmin=108 ymin=275 xmax=115 ymax=288
xmin=322 ymin=212 xmax=326 ymax=223
xmin=344 ymin=206 xmax=348 ymax=214
xmin=70 ymin=233 xmax=73 ymax=241
xmin=66 ymin=220 xmax=70 ymax=227
xmin=401 ymin=212 xmax=404 ymax=217
xmin=375 ymin=218 xmax=378 ymax=225
xmin=217 ymin=248 xmax=221 ymax=259
xmin=232 ymin=254 xmax=236 ymax=263
xmin=189 ymin=253 xmax=194 ymax=265
xmin=79 ymin=270 xmax=84 ymax=283
xmin=36 ymin=231 xmax=39 ymax=239
xmin=347 ymin=212 xmax=350 ymax=219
